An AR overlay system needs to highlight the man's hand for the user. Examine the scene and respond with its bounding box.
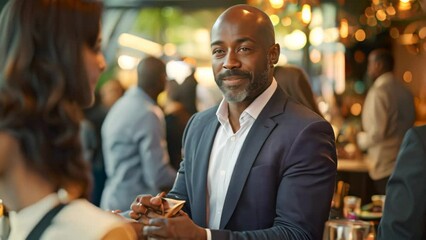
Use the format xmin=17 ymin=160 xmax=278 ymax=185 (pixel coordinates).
xmin=129 ymin=192 xmax=167 ymax=222
xmin=142 ymin=212 xmax=207 ymax=240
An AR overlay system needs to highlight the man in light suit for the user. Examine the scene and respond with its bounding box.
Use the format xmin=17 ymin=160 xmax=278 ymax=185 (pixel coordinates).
xmin=378 ymin=125 xmax=426 ymax=239
xmin=357 ymin=49 xmax=415 ymax=194
xmin=130 ymin=5 xmax=337 ymax=240
xmin=100 ymin=56 xmax=177 ymax=211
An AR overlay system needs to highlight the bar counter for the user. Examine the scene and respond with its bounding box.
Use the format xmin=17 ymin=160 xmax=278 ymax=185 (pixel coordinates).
xmin=338 ymin=157 xmax=369 ymax=173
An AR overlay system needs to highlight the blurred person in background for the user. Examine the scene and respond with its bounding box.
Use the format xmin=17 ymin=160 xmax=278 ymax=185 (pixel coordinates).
xmin=0 ymin=0 xmax=135 ymax=239
xmin=100 ymin=56 xmax=176 ymax=211
xmin=129 ymin=5 xmax=337 ymax=240
xmin=164 ymin=81 xmax=192 ymax=170
xmin=357 ymin=48 xmax=415 ymax=195
xmin=84 ymin=78 xmax=125 ymax=206
xmin=82 ymin=93 xmax=109 ymax=206
xmin=274 ymin=65 xmax=323 ymax=117
xmin=100 ymin=78 xmax=125 ymax=109
xmin=378 ymin=124 xmax=426 ymax=239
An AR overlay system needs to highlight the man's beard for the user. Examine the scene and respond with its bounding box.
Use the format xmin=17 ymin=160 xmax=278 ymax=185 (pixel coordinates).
xmin=216 ymin=67 xmax=269 ymax=103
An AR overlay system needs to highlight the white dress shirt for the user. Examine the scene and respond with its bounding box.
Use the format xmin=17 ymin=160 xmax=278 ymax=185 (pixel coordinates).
xmin=207 ymin=80 xmax=277 ymax=229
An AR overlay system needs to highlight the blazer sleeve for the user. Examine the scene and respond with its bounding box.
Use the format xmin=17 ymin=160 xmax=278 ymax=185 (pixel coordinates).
xmin=211 ymin=120 xmax=337 ymax=240
xmin=378 ymin=127 xmax=426 ymax=239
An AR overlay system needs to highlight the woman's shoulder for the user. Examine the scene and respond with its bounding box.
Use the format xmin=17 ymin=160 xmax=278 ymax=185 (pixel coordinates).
xmin=49 ymin=199 xmax=136 ymax=239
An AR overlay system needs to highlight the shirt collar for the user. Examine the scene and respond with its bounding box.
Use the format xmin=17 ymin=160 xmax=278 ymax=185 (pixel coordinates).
xmin=216 ymin=79 xmax=277 ymax=123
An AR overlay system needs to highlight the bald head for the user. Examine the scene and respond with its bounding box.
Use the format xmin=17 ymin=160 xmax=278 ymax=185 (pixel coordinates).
xmin=212 ymin=4 xmax=275 ymax=47
xmin=209 ymin=4 xmax=280 ymax=105
xmin=137 ymin=56 xmax=166 ymax=100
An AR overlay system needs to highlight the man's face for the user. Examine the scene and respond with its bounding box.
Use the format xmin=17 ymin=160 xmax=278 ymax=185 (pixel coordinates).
xmin=210 ymin=18 xmax=273 ymax=103
xmin=367 ymin=53 xmax=379 ymax=81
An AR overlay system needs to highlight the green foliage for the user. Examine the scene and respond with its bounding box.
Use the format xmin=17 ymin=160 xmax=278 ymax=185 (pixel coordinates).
xmin=133 ymin=7 xmax=224 ymax=44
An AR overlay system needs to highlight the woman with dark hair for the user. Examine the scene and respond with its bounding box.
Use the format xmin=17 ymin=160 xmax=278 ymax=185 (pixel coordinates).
xmin=0 ymin=0 xmax=135 ymax=239
xmin=274 ymin=65 xmax=323 ymax=117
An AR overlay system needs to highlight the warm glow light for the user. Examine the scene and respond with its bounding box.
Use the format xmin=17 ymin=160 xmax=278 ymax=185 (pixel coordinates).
xmin=318 ymin=101 xmax=329 ymax=114
xmin=117 ymin=55 xmax=138 ymax=70
xmin=376 ymin=9 xmax=387 ymax=21
xmin=310 ymin=8 xmax=323 ymax=27
xmin=399 ymin=33 xmax=419 ymax=45
xmin=403 ymin=71 xmax=413 ymax=83
xmin=419 ymin=27 xmax=426 ymax=39
xmin=309 ymin=27 xmax=324 ymax=46
xmin=355 ymin=29 xmax=366 ymax=42
xmin=269 ymin=0 xmax=284 ymax=9
xmin=194 ymin=67 xmax=216 ymax=87
xmin=350 ymin=103 xmax=362 ymax=116
xmin=399 ymin=1 xmax=412 ymax=11
xmin=301 ymin=4 xmax=312 ymax=24
xmin=284 ymin=30 xmax=307 ymax=50
xmin=386 ymin=5 xmax=396 ymax=15
xmin=167 ymin=61 xmax=192 ymax=84
xmin=310 ymin=48 xmax=321 ymax=63
xmin=365 ymin=7 xmax=375 ymax=18
xmin=195 ymin=28 xmax=210 ymax=43
xmin=163 ymin=43 xmax=177 ymax=56
xmin=118 ymin=33 xmax=163 ymax=57
xmin=340 ymin=18 xmax=349 ymax=38
xmin=390 ymin=28 xmax=400 ymax=39
xmin=277 ymin=53 xmax=288 ymax=66
xmin=281 ymin=17 xmax=292 ymax=26
xmin=324 ymin=28 xmax=340 ymax=43
xmin=335 ymin=51 xmax=346 ymax=94
xmin=270 ymin=14 xmax=280 ymax=26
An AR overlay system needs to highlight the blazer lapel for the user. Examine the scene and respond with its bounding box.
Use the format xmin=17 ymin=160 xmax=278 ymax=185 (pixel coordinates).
xmin=191 ymin=115 xmax=220 ymax=228
xmin=219 ymin=88 xmax=288 ymax=229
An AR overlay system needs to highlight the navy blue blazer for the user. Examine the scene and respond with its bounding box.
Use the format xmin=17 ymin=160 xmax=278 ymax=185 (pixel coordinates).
xmin=378 ymin=125 xmax=426 ymax=239
xmin=168 ymin=87 xmax=337 ymax=239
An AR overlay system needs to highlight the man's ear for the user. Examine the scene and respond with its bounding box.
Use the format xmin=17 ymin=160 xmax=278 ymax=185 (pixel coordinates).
xmin=269 ymin=43 xmax=280 ymax=66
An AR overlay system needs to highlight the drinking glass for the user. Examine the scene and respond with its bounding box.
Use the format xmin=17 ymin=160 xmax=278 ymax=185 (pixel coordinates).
xmin=343 ymin=196 xmax=361 ymax=219
xmin=323 ymin=219 xmax=375 ymax=240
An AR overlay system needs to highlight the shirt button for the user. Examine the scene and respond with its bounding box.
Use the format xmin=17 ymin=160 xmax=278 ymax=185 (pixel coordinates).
xmin=230 ymin=136 xmax=236 ymax=141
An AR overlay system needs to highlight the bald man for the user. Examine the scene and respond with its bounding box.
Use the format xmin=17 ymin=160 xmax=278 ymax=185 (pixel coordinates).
xmin=130 ymin=5 xmax=337 ymax=240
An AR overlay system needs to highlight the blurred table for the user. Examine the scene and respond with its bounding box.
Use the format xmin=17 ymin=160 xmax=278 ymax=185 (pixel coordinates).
xmin=338 ymin=158 xmax=369 ymax=172
xmin=337 ymin=157 xmax=375 ymax=206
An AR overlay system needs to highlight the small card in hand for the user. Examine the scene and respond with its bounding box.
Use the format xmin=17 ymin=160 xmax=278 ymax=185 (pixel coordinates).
xmin=146 ymin=198 xmax=185 ymax=219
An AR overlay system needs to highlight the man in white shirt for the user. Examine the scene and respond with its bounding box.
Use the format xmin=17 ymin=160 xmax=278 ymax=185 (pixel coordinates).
xmin=128 ymin=5 xmax=337 ymax=240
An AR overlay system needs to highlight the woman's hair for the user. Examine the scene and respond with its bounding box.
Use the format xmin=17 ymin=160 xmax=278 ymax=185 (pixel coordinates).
xmin=0 ymin=0 xmax=103 ymax=198
xmin=274 ymin=65 xmax=323 ymax=117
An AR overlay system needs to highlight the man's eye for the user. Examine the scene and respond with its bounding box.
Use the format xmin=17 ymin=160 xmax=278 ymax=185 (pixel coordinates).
xmin=213 ymin=49 xmax=225 ymax=55
xmin=239 ymin=47 xmax=250 ymax=52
